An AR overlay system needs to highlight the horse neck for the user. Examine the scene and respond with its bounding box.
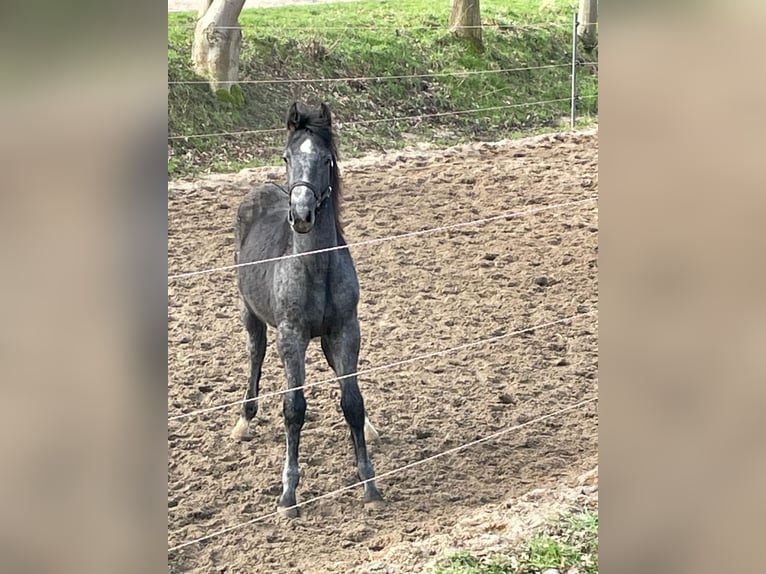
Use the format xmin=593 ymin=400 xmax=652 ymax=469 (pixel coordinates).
xmin=290 ymin=196 xmax=339 ymax=255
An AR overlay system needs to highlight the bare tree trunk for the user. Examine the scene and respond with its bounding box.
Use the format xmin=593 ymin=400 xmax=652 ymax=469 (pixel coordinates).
xmin=197 ymin=0 xmax=213 ymax=18
xmin=449 ymin=0 xmax=482 ymax=49
xmin=192 ymin=0 xmax=246 ymax=92
xmin=577 ymin=0 xmax=598 ymax=49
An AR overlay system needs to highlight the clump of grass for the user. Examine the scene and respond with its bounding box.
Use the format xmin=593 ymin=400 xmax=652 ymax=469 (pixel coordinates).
xmin=433 ymin=510 xmax=598 ymax=574
xmin=168 ymin=0 xmax=598 ymax=178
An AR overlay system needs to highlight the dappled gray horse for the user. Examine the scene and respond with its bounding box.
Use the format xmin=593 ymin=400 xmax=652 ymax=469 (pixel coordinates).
xmin=231 ymin=102 xmax=384 ymax=516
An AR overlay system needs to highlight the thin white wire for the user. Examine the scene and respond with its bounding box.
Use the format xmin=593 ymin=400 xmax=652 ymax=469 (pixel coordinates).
xmin=168 ymin=312 xmax=592 ymax=422
xmin=338 ymin=98 xmax=571 ymax=127
xmin=166 ymin=102 xmax=526 ymax=141
xmin=168 ymin=63 xmax=572 ymax=85
xmin=167 ymin=196 xmax=597 ymax=281
xmin=170 ymin=22 xmax=573 ymax=32
xmin=167 ymin=96 xmax=596 ymax=141
xmin=168 ymin=395 xmax=597 ymax=552
xmin=168 ymin=127 xmax=284 ymax=140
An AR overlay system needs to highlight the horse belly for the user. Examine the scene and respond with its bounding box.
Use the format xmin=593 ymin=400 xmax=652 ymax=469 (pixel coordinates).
xmin=238 ymin=266 xmax=279 ymax=327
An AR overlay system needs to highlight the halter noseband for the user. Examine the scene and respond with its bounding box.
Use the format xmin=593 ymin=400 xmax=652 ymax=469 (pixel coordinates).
xmin=287 ymin=179 xmax=333 ymax=212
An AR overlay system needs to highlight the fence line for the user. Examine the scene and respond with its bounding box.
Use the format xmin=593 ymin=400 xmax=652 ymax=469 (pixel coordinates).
xmin=168 ymin=63 xmax=578 ymax=85
xmin=169 ymin=127 xmax=283 ymax=140
xmin=169 ymin=100 xmax=555 ymax=140
xmin=168 ymin=196 xmax=596 ymax=281
xmin=168 ymin=95 xmax=596 ymax=142
xmin=169 ymin=22 xmax=575 ymax=32
xmin=168 ymin=312 xmax=592 ymax=422
xmin=168 ymin=395 xmax=597 ymax=552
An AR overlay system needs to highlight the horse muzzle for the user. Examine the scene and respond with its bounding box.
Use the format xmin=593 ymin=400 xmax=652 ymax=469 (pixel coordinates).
xmin=288 ymin=186 xmax=316 ymax=233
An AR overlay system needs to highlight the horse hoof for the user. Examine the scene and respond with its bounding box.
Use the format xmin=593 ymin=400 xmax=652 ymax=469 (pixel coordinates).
xmin=277 ymin=504 xmax=300 ymax=519
xmin=230 ymin=418 xmax=254 ymax=441
xmin=364 ymin=498 xmax=386 ymax=511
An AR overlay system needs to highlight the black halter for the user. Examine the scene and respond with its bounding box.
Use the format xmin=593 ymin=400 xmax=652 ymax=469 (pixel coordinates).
xmin=280 ymin=154 xmax=335 ymax=213
xmin=286 ymin=179 xmax=333 ymax=212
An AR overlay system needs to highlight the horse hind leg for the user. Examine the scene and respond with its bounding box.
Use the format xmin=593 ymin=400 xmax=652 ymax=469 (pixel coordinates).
xmin=321 ymin=327 xmax=384 ymax=508
xmin=320 ymin=337 xmax=380 ymax=444
xmin=231 ymin=301 xmax=267 ymax=441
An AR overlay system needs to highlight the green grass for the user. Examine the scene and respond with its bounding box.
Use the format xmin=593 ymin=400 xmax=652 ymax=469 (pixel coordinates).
xmin=432 ymin=510 xmax=598 ymax=574
xmin=168 ymin=0 xmax=598 ymax=178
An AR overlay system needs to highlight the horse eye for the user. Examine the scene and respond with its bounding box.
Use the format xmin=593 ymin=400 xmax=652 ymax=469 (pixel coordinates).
xmin=282 ymin=155 xmax=288 ymax=163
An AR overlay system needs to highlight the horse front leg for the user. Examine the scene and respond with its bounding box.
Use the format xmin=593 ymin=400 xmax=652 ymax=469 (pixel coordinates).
xmin=276 ymin=323 xmax=309 ymax=518
xmin=321 ymin=320 xmax=384 ymax=508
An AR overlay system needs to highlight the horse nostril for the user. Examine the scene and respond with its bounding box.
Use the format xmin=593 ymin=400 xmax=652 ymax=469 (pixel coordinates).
xmin=306 ymin=211 xmax=313 ymax=224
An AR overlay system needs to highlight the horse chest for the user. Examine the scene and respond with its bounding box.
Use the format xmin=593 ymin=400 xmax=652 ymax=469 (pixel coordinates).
xmin=273 ymin=266 xmax=356 ymax=334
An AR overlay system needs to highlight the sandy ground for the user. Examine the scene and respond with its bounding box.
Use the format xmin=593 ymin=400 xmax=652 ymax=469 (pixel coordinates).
xmin=168 ymin=129 xmax=599 ymax=573
xmin=168 ymin=0 xmax=361 ymax=12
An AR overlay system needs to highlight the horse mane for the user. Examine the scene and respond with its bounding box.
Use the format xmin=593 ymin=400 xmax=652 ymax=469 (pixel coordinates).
xmin=286 ymin=102 xmax=344 ymax=236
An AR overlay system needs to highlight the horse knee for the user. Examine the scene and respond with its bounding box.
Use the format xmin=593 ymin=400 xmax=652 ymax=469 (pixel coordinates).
xmin=341 ymin=390 xmax=365 ymax=429
xmin=283 ymin=392 xmax=306 ymax=428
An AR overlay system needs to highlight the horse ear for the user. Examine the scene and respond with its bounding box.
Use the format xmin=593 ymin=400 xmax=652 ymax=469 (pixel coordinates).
xmin=319 ymin=102 xmax=332 ymax=125
xmin=286 ymin=102 xmax=300 ymax=131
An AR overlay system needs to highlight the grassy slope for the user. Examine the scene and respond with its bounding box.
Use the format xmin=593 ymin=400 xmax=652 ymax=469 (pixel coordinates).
xmin=433 ymin=510 xmax=598 ymax=574
xmin=168 ymin=0 xmax=598 ymax=177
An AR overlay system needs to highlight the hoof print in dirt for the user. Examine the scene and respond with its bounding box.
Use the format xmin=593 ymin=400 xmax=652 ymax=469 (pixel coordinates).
xmin=534 ymin=275 xmax=554 ymax=287
xmin=498 ymin=393 xmax=516 ymax=405
xmin=414 ymin=429 xmax=433 ymax=440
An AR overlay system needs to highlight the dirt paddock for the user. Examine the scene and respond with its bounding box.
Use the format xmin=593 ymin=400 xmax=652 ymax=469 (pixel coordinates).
xmin=168 ymin=129 xmax=599 ymax=573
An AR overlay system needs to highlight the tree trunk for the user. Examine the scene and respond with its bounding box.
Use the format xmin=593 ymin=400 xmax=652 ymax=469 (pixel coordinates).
xmin=192 ymin=0 xmax=246 ymax=92
xmin=449 ymin=0 xmax=482 ymax=49
xmin=197 ymin=0 xmax=213 ymax=18
xmin=577 ymin=0 xmax=598 ymax=49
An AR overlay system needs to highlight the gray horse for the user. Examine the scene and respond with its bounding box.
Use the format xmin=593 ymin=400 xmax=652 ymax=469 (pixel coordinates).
xmin=230 ymin=102 xmax=384 ymax=516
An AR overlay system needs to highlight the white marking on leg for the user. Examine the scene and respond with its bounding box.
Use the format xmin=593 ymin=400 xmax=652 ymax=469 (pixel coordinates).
xmin=281 ymin=438 xmax=294 ymax=495
xmin=282 ymin=460 xmax=291 ymax=494
xmin=230 ymin=416 xmax=252 ymax=440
